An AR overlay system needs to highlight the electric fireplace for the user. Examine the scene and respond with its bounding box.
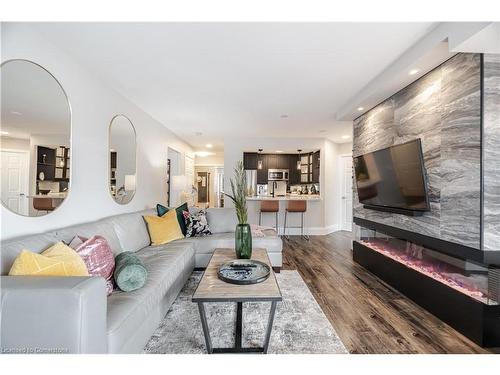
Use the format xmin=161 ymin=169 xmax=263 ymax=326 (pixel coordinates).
xmin=353 ymin=217 xmax=500 ymax=347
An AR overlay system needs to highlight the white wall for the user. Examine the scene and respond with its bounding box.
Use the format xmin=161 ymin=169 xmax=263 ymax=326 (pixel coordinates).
xmin=223 ymin=136 xmax=348 ymax=234
xmin=194 ymin=153 xmax=224 ymax=166
xmin=1 ymin=23 xmax=193 ymax=240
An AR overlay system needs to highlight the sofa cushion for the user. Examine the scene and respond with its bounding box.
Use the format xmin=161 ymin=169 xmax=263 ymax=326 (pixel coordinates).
xmin=53 ymin=220 xmax=123 ymax=256
xmin=106 ymin=242 xmax=194 ymax=353
xmin=110 ymin=211 xmax=152 ymax=253
xmin=178 ymin=231 xmax=282 ymax=255
xmin=206 ymin=208 xmax=238 ymax=234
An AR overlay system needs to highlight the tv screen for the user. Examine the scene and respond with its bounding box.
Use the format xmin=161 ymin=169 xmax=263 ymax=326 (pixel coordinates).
xmin=353 ymin=139 xmax=430 ymax=211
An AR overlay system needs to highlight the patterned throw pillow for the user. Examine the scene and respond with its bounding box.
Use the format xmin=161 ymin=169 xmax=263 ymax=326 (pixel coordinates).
xmin=183 ymin=210 xmax=212 ymax=237
xmin=68 ymin=235 xmax=116 ymax=296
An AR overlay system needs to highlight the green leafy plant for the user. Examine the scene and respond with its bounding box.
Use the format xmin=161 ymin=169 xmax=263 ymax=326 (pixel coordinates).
xmin=224 ymin=160 xmax=248 ymax=224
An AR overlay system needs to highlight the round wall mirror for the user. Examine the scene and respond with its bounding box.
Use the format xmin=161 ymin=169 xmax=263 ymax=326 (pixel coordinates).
xmin=109 ymin=115 xmax=136 ymax=204
xmin=0 ymin=59 xmax=71 ymax=217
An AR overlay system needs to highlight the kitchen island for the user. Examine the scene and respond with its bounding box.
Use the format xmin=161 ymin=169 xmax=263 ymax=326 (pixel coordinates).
xmin=246 ymin=194 xmax=322 ymax=201
xmin=246 ymin=194 xmax=324 ymax=235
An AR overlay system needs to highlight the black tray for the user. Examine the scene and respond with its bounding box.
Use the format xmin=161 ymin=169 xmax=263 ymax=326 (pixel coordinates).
xmin=218 ymin=259 xmax=271 ymax=285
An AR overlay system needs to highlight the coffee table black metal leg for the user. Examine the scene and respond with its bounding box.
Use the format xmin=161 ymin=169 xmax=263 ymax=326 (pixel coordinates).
xmin=197 ymin=302 xmax=213 ymax=354
xmin=235 ymin=302 xmax=243 ymax=349
xmin=263 ymin=301 xmax=278 ymax=354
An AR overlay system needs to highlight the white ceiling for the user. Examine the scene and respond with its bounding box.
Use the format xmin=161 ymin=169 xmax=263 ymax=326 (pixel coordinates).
xmin=30 ymin=22 xmax=437 ymax=150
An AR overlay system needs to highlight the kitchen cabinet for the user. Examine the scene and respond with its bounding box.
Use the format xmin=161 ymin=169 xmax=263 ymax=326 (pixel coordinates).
xmin=312 ymin=150 xmax=320 ymax=183
xmin=288 ymin=154 xmax=300 ymax=185
xmin=257 ymin=156 xmax=267 ymax=184
xmin=243 ymin=152 xmax=258 ymax=170
xmin=277 ymin=154 xmax=289 ymax=169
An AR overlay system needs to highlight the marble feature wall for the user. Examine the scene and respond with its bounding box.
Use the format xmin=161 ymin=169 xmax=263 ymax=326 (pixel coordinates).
xmin=353 ymin=53 xmax=482 ymax=249
xmin=483 ymin=54 xmax=500 ymax=251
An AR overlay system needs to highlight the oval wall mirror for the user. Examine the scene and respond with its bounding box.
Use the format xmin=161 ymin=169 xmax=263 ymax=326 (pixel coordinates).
xmin=0 ymin=59 xmax=71 ymax=217
xmin=109 ymin=115 xmax=136 ymax=204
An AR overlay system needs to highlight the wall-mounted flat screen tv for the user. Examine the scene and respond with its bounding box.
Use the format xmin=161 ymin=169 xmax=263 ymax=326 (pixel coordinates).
xmin=353 ymin=139 xmax=430 ymax=212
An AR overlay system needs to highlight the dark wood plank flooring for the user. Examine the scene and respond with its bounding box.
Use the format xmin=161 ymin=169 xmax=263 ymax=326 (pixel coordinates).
xmin=282 ymin=232 xmax=495 ymax=354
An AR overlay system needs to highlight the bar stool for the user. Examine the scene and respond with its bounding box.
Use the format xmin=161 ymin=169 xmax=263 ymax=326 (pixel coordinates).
xmin=259 ymin=200 xmax=280 ymax=233
xmin=283 ymin=200 xmax=309 ymax=240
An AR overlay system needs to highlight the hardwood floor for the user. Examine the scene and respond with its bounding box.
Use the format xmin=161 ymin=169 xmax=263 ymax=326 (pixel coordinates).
xmin=282 ymin=232 xmax=495 ymax=354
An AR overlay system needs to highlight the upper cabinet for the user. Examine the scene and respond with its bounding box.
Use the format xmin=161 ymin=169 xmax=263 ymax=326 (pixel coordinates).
xmin=243 ymin=152 xmax=258 ymax=170
xmin=243 ymin=151 xmax=319 ymax=185
xmin=312 ymin=150 xmax=320 ymax=183
xmin=0 ymin=59 xmax=71 ymax=217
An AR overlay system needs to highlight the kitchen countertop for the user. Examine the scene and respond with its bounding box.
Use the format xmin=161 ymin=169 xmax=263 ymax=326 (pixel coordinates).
xmin=246 ymin=194 xmax=322 ymax=201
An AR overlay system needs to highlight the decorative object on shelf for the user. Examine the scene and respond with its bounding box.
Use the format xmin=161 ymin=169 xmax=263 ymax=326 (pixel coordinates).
xmin=38 ymin=171 xmax=45 ymax=181
xmin=224 ymin=160 xmax=252 ymax=259
xmin=297 ymin=149 xmax=302 ymax=170
xmin=310 ymin=184 xmax=317 ymax=194
xmin=217 ymin=259 xmax=270 ymax=285
xmin=42 ymin=154 xmax=47 ymax=164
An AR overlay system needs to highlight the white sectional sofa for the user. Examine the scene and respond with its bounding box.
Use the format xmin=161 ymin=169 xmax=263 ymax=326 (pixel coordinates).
xmin=0 ymin=207 xmax=282 ymax=354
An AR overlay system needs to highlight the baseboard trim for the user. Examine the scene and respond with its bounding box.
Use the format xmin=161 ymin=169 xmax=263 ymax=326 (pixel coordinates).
xmin=277 ymin=224 xmax=341 ymax=236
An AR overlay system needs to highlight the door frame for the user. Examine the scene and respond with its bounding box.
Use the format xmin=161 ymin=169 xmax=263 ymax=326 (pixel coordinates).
xmin=338 ymin=153 xmax=353 ymax=232
xmin=1 ymin=148 xmax=30 ymax=216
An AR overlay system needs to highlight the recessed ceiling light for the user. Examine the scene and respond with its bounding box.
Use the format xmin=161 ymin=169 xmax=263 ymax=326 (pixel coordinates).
xmin=341 ymin=135 xmax=350 ymax=140
xmin=409 ymin=69 xmax=420 ymax=75
xmin=205 ymin=143 xmax=213 ymax=148
xmin=280 ymin=114 xmax=288 ymax=118
xmin=1 ymin=131 xmax=9 ymax=135
xmin=10 ymin=111 xmax=22 ymax=116
xmin=195 ymin=131 xmax=203 ymax=136
xmin=275 ymin=150 xmax=284 ymax=153
xmin=357 ymin=107 xmax=364 ymax=111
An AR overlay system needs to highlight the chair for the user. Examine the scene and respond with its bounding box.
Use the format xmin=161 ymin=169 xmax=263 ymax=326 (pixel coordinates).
xmin=259 ymin=200 xmax=280 ymax=233
xmin=283 ymin=200 xmax=309 ymax=240
xmin=33 ymin=198 xmax=55 ymax=215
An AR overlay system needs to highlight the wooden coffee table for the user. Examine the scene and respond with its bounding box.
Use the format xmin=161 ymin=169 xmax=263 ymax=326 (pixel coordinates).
xmin=192 ymin=248 xmax=282 ymax=354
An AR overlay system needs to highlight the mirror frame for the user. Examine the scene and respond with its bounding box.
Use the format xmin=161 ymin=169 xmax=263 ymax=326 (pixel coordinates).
xmin=0 ymin=58 xmax=72 ymax=217
xmin=108 ymin=114 xmax=137 ymax=205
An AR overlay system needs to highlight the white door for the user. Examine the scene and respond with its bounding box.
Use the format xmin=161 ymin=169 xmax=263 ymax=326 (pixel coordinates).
xmin=1 ymin=150 xmax=29 ymax=216
xmin=340 ymin=155 xmax=353 ymax=231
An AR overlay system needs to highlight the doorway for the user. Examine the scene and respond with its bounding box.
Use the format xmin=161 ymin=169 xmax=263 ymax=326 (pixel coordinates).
xmin=339 ymin=154 xmax=353 ymax=231
xmin=1 ymin=149 xmax=29 ymax=216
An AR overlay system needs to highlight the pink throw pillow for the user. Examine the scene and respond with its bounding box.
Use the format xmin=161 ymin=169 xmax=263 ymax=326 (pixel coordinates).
xmin=69 ymin=235 xmax=115 ymax=295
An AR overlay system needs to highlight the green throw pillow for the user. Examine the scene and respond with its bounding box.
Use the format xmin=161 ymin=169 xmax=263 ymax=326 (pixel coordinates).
xmin=114 ymin=251 xmax=148 ymax=292
xmin=156 ymin=203 xmax=169 ymax=217
xmin=175 ymin=202 xmax=189 ymax=236
xmin=156 ymin=203 xmax=188 ymax=236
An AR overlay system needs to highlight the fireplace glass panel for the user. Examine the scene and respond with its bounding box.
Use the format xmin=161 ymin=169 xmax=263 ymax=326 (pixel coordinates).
xmin=355 ymin=225 xmax=499 ymax=305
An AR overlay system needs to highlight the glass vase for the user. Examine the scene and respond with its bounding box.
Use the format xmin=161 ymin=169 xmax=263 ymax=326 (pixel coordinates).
xmin=235 ymin=223 xmax=252 ymax=259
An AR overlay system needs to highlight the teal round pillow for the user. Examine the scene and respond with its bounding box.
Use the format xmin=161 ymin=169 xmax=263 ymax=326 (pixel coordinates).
xmin=114 ymin=251 xmax=148 ymax=292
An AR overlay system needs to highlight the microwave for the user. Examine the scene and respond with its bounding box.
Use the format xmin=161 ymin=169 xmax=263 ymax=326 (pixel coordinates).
xmin=268 ymin=169 xmax=289 ymax=181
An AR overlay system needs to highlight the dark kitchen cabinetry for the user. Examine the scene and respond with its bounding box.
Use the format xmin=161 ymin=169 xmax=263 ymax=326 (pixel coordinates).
xmin=288 ymin=154 xmax=300 ymax=185
xmin=243 ymin=152 xmax=258 ymax=170
xmin=312 ymin=150 xmax=320 ymax=183
xmin=243 ymin=151 xmax=319 ymax=185
xmin=257 ymin=156 xmax=267 ymax=184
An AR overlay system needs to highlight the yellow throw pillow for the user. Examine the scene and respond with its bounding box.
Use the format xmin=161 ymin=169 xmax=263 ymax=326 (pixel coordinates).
xmin=144 ymin=210 xmax=184 ymax=246
xmin=9 ymin=242 xmax=89 ymax=276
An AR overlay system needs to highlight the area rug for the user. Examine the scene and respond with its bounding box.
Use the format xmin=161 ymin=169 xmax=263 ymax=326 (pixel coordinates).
xmin=143 ymin=270 xmax=348 ymax=354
